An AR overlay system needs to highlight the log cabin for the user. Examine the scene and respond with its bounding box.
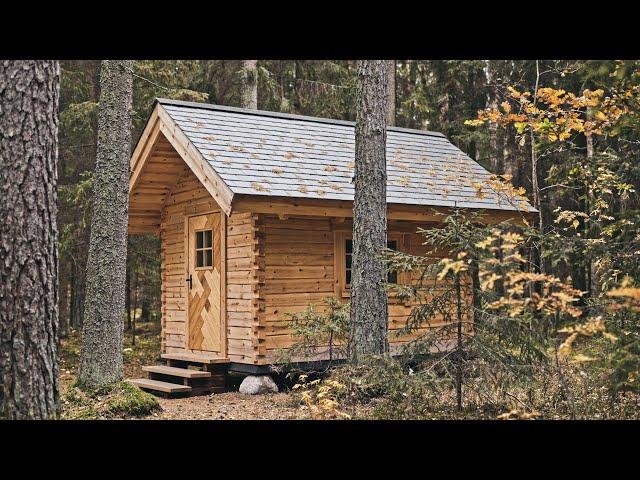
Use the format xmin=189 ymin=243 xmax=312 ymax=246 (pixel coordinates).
xmin=127 ymin=98 xmax=532 ymax=396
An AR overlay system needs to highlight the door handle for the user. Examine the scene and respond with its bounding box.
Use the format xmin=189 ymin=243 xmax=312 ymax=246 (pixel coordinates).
xmin=186 ymin=274 xmax=192 ymax=290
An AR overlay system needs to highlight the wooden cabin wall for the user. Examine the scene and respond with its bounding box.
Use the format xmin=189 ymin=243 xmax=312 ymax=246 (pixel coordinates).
xmin=159 ymin=166 xmax=261 ymax=363
xmin=158 ymin=168 xmax=470 ymax=365
xmin=255 ymin=214 xmax=464 ymax=364
xmin=225 ymin=212 xmax=262 ymax=364
xmin=256 ymin=216 xmax=335 ymax=363
xmin=160 ymin=166 xmax=220 ymax=353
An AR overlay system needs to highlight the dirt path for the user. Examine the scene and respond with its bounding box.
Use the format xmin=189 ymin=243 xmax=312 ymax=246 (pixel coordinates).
xmin=145 ymin=391 xmax=310 ymax=420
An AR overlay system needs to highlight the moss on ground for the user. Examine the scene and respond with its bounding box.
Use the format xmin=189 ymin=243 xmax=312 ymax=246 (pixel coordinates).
xmin=59 ymin=321 xmax=163 ymax=419
xmin=61 ymin=380 xmax=160 ymax=419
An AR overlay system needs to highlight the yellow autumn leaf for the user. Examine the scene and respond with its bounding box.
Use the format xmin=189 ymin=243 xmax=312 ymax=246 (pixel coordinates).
xmin=570 ymin=354 xmax=596 ymax=363
xmin=558 ymin=332 xmax=578 ymax=357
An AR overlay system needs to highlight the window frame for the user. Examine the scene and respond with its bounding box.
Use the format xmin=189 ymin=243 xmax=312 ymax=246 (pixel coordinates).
xmin=334 ymin=231 xmax=405 ymax=298
xmin=194 ymin=228 xmax=214 ymax=270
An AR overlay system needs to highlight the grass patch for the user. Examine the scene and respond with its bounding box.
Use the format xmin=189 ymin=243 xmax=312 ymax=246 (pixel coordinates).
xmin=61 ymin=380 xmax=160 ymax=420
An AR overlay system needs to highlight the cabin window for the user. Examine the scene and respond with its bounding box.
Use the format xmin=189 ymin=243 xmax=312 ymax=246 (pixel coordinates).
xmin=335 ymin=232 xmax=403 ymax=297
xmin=195 ymin=229 xmax=213 ymax=268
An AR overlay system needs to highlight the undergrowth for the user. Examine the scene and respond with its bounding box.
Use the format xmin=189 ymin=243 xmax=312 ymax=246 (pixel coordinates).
xmin=61 ymin=381 xmax=160 ymax=419
xmin=291 ymin=339 xmax=640 ymax=420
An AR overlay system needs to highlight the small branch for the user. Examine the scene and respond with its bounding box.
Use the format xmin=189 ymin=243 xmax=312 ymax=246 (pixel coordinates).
xmin=539 ymin=183 xmax=579 ymax=192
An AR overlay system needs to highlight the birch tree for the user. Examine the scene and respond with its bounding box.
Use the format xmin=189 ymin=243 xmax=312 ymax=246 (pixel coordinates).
xmin=78 ymin=60 xmax=133 ymax=389
xmin=349 ymin=60 xmax=389 ymax=363
xmin=0 ymin=60 xmax=60 ymax=419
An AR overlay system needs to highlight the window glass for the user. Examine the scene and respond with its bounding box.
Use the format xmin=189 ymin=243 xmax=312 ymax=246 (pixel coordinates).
xmin=342 ymin=236 xmax=401 ymax=289
xmin=195 ymin=229 xmax=213 ymax=268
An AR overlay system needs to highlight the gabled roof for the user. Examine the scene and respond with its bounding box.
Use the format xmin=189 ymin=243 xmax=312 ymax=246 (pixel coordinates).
xmin=147 ymin=98 xmax=533 ymax=213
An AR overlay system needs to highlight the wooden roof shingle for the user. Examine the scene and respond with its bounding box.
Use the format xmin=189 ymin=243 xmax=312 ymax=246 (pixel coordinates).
xmin=157 ymin=98 xmax=533 ymax=212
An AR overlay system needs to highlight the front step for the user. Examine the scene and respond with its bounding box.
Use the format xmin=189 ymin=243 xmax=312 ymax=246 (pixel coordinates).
xmin=161 ymin=353 xmax=230 ymax=364
xmin=142 ymin=365 xmax=211 ymax=378
xmin=128 ymin=378 xmax=192 ymax=395
xmin=130 ymin=354 xmax=230 ymax=398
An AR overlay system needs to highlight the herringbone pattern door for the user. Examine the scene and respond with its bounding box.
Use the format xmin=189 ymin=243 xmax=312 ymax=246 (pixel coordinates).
xmin=187 ymin=213 xmax=222 ymax=352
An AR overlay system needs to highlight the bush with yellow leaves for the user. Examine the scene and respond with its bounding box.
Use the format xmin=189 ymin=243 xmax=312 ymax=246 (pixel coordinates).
xmin=293 ymin=374 xmax=351 ymax=420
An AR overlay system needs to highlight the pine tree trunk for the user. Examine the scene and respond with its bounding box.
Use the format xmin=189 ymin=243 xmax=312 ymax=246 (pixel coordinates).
xmin=69 ymin=267 xmax=77 ymax=328
xmin=386 ymin=60 xmax=396 ymax=126
xmin=349 ymin=60 xmax=389 ymax=364
xmin=70 ymin=256 xmax=86 ymax=329
xmin=0 ymin=60 xmax=60 ymax=419
xmin=586 ymin=132 xmax=597 ymax=297
xmin=240 ymin=60 xmax=258 ymax=109
xmin=141 ymin=298 xmax=150 ymax=323
xmin=78 ymin=60 xmax=133 ymax=389
xmin=455 ymin=274 xmax=463 ymax=410
xmin=486 ymin=60 xmax=505 ymax=175
xmin=125 ymin=261 xmax=131 ymax=330
xmin=131 ymin=271 xmax=138 ymax=347
xmin=59 ymin=281 xmax=70 ymax=338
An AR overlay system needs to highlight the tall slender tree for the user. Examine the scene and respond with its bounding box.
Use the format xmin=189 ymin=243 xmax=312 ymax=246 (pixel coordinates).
xmin=0 ymin=60 xmax=60 ymax=419
xmin=349 ymin=60 xmax=389 ymax=364
xmin=485 ymin=60 xmax=504 ymax=175
xmin=240 ymin=60 xmax=258 ymax=109
xmin=78 ymin=60 xmax=133 ymax=388
xmin=387 ymin=60 xmax=396 ymax=126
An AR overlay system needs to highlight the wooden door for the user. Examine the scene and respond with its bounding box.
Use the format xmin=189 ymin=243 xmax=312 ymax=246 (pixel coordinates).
xmin=186 ymin=213 xmax=222 ymax=353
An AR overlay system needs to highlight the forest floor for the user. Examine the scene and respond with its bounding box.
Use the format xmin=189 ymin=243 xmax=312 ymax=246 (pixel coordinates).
xmin=59 ymin=322 xmax=311 ymax=420
xmin=59 ymin=323 xmax=638 ymax=420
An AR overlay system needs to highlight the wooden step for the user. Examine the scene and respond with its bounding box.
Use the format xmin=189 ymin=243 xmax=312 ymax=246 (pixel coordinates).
xmin=142 ymin=365 xmax=211 ymax=379
xmin=128 ymin=378 xmax=192 ymax=394
xmin=161 ymin=353 xmax=230 ymax=365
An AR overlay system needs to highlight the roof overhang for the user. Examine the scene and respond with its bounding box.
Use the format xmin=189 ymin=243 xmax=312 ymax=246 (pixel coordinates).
xmin=129 ymin=102 xmax=234 ymax=217
xmin=232 ymin=194 xmax=532 ymax=225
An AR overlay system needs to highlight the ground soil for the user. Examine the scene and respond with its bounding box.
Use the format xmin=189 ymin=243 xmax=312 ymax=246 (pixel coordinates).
xmin=59 ymin=322 xmax=311 ymax=420
xmin=146 ymin=392 xmax=310 ymax=420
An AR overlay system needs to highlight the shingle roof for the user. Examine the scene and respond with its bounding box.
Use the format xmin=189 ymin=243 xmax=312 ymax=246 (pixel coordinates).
xmin=157 ymin=98 xmax=533 ymax=212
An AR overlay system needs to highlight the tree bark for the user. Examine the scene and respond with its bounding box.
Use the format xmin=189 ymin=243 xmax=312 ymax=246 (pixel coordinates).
xmin=386 ymin=60 xmax=396 ymax=126
xmin=125 ymin=260 xmax=131 ymax=330
xmin=586 ymin=132 xmax=596 ymax=297
xmin=70 ymin=254 xmax=86 ymax=329
xmin=141 ymin=298 xmax=150 ymax=323
xmin=59 ymin=281 xmax=70 ymax=338
xmin=485 ymin=60 xmax=504 ymax=175
xmin=349 ymin=60 xmax=389 ymax=364
xmin=78 ymin=60 xmax=133 ymax=389
xmin=240 ymin=60 xmax=258 ymax=109
xmin=531 ymin=61 xmax=543 ymax=237
xmin=0 ymin=60 xmax=60 ymax=419
xmin=131 ymin=271 xmax=138 ymax=347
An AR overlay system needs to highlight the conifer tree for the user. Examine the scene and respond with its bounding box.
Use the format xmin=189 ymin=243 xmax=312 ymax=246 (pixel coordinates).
xmin=0 ymin=60 xmax=61 ymax=418
xmin=350 ymin=60 xmax=389 ymax=363
xmin=78 ymin=60 xmax=133 ymax=388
